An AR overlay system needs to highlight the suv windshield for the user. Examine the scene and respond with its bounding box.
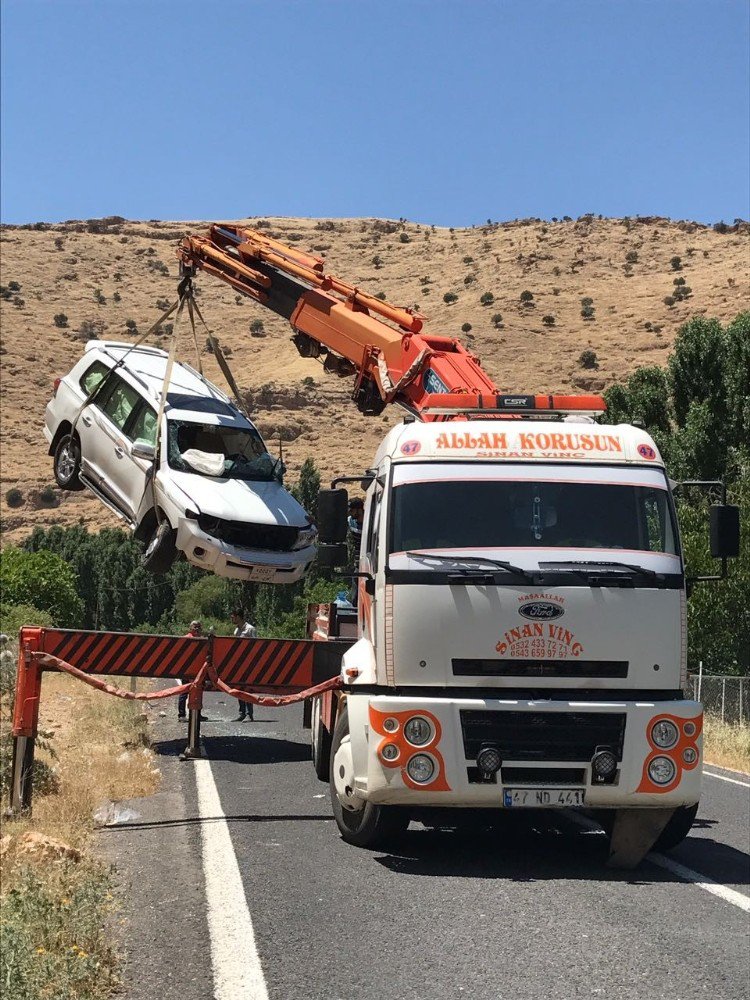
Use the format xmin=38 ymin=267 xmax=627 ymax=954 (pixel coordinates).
xmin=390 ymin=479 xmax=678 ymax=555
xmin=167 ymin=420 xmax=283 ymax=482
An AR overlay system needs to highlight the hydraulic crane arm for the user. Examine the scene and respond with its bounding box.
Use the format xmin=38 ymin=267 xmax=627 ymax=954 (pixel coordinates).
xmin=178 ymin=224 xmax=604 ymax=421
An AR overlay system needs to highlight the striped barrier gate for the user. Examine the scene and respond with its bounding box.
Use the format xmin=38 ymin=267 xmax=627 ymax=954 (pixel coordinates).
xmin=9 ymin=626 xmax=350 ymax=814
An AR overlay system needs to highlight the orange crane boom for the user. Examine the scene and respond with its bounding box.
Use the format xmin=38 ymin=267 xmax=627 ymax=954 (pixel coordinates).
xmin=178 ymin=224 xmax=605 ymax=421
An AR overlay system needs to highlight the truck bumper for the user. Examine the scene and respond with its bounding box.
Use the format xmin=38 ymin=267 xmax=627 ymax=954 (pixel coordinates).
xmin=345 ymin=694 xmax=702 ymax=809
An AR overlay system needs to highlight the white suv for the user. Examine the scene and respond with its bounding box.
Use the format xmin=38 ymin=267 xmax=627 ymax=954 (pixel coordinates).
xmin=44 ymin=341 xmax=318 ymax=582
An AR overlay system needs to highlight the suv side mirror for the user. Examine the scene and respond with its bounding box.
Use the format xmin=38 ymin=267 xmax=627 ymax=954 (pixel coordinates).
xmin=132 ymin=440 xmax=156 ymax=461
xmin=317 ymin=488 xmax=348 ymax=543
xmin=710 ymin=504 xmax=740 ymax=559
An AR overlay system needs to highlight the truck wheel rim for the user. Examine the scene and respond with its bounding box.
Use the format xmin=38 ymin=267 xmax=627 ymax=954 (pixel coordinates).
xmin=333 ymin=735 xmax=363 ymax=812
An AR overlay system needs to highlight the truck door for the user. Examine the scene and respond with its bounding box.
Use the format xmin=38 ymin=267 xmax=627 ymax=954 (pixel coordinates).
xmin=359 ymin=483 xmax=382 ymax=642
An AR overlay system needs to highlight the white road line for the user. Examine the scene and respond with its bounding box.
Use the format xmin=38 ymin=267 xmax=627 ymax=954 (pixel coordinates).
xmin=704 ymin=770 xmax=750 ymax=788
xmin=647 ymin=852 xmax=750 ymax=913
xmin=194 ymin=758 xmax=269 ymax=1000
xmin=564 ymin=811 xmax=750 ymax=913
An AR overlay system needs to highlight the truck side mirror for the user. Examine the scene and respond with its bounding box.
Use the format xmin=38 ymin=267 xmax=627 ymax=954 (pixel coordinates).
xmin=317 ymin=543 xmax=348 ymax=569
xmin=709 ymin=504 xmax=740 ymax=559
xmin=317 ymin=488 xmax=349 ymax=544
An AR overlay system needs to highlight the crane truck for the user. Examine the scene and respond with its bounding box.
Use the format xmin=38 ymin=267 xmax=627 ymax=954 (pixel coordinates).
xmin=177 ymin=224 xmax=740 ymax=865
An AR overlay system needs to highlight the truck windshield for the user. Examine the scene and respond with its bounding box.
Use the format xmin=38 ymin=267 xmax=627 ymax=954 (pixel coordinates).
xmin=390 ymin=479 xmax=678 ymax=556
xmin=167 ymin=420 xmax=283 ymax=482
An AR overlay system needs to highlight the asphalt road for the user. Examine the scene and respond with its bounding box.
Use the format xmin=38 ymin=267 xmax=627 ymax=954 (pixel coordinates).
xmin=102 ymin=693 xmax=749 ymax=1000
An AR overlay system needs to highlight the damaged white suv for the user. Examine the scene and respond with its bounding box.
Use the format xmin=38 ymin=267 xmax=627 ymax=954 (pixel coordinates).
xmin=44 ymin=341 xmax=317 ymax=582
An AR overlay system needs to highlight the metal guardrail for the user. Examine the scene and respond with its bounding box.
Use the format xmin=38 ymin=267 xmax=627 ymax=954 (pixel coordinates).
xmin=688 ymin=673 xmax=748 ymax=724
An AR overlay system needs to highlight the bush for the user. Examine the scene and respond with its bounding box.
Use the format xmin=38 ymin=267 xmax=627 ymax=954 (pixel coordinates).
xmin=77 ymin=318 xmax=106 ymax=340
xmin=542 ymin=314 xmax=555 ymax=326
xmin=463 ymin=274 xmax=475 ymax=285
xmin=480 ymin=292 xmax=495 ymax=306
xmin=664 ymin=296 xmax=676 ymax=307
xmin=581 ymin=305 xmax=595 ymax=320
xmin=54 ymin=236 xmax=64 ymax=250
xmin=374 ymin=291 xmax=387 ymax=301
xmin=125 ymin=318 xmax=137 ymax=332
xmin=372 ymin=255 xmax=382 ymax=268
xmin=579 ymin=349 xmax=599 ymax=370
xmin=674 ymin=276 xmax=686 ymax=286
xmin=670 ymin=256 xmax=682 ymax=271
xmin=250 ymin=318 xmax=265 ymax=337
xmin=581 ymin=296 xmax=594 ymax=307
xmin=399 ymin=232 xmax=410 ymax=244
xmin=462 ymin=256 xmax=474 ymax=264
xmin=520 ymin=290 xmax=534 ymax=304
xmin=491 ymin=313 xmax=503 ymax=328
xmin=39 ymin=486 xmax=57 ymax=507
xmin=53 ymin=313 xmax=68 ymax=328
xmin=112 ymin=291 xmax=121 ymax=303
xmin=5 ymin=488 xmax=23 ymax=508
xmin=0 ymin=548 xmax=84 ymax=626
xmin=8 ymin=281 xmax=21 ymax=292
xmin=625 ymin=250 xmax=639 ymax=264
xmin=93 ymin=288 xmax=106 ymax=305
xmin=443 ymin=292 xmax=458 ymax=304
xmin=461 ymin=323 xmax=472 ymax=333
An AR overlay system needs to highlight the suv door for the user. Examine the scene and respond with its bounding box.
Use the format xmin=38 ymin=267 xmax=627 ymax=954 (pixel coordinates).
xmin=87 ymin=376 xmax=147 ymax=518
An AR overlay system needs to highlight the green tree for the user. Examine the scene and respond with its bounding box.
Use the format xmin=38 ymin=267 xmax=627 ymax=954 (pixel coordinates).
xmin=291 ymin=457 xmax=321 ymax=520
xmin=0 ymin=548 xmax=84 ymax=626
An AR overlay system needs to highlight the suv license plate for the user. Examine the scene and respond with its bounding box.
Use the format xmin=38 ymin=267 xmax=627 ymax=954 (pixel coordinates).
xmin=503 ymin=788 xmax=585 ymax=808
xmin=249 ymin=566 xmax=276 ymax=582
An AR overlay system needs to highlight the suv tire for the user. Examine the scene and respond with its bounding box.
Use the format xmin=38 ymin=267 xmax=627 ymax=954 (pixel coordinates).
xmin=141 ymin=518 xmax=179 ymax=574
xmin=53 ymin=433 xmax=84 ymax=491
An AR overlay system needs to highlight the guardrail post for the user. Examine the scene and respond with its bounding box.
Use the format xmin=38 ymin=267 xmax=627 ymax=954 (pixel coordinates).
xmin=182 ymin=656 xmax=208 ymax=760
xmin=9 ymin=629 xmax=45 ymax=815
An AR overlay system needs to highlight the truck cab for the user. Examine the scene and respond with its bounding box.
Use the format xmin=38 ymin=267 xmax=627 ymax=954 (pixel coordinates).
xmin=313 ymin=417 xmax=739 ymax=866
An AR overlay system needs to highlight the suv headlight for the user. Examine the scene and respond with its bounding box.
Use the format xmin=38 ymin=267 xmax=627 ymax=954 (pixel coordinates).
xmin=293 ymin=525 xmax=318 ymax=551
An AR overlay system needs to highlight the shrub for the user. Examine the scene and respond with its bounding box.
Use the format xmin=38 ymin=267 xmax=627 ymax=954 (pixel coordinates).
xmin=674 ymin=276 xmax=686 ymax=286
xmin=374 ymin=291 xmax=387 ymax=301
xmin=39 ymin=486 xmax=57 ymax=507
xmin=579 ymin=349 xmax=598 ymax=369
xmin=491 ymin=313 xmax=503 ymax=328
xmin=399 ymin=232 xmax=410 ymax=244
xmin=8 ymin=281 xmax=21 ymax=292
xmin=581 ymin=296 xmax=594 ymax=307
xmin=113 ymin=271 xmax=123 ymax=282
xmin=581 ymin=305 xmax=595 ymax=320
xmin=372 ymin=255 xmax=382 ymax=268
xmin=663 ymin=296 xmax=675 ymax=307
xmin=463 ymin=256 xmax=474 ymax=264
xmin=542 ymin=314 xmax=555 ymax=326
xmin=0 ymin=547 xmax=84 ymax=626
xmin=480 ymin=292 xmax=495 ymax=306
xmin=53 ymin=313 xmax=68 ymax=328
xmin=250 ymin=319 xmax=266 ymax=338
xmin=552 ymin=266 xmax=561 ymax=277
xmin=5 ymin=488 xmax=23 ymax=508
xmin=93 ymin=288 xmax=106 ymax=304
xmin=463 ymin=274 xmax=475 ymax=286
xmin=54 ymin=236 xmax=64 ymax=250
xmin=112 ymin=291 xmax=121 ymax=303
xmin=520 ymin=290 xmax=534 ymax=304
xmin=443 ymin=292 xmax=458 ymax=304
xmin=125 ymin=318 xmax=137 ymax=331
xmin=148 ymin=259 xmax=169 ymax=276
xmin=156 ymin=297 xmax=171 ymax=310
xmin=461 ymin=322 xmax=472 ymax=333
xmin=13 ymin=296 xmax=24 ymax=308
xmin=670 ymin=256 xmax=682 ymax=271
xmin=78 ymin=318 xmax=106 ymax=340
xmin=625 ymin=250 xmax=639 ymax=264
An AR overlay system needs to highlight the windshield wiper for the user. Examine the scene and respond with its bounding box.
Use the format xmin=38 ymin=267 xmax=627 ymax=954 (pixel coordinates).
xmin=405 ymin=551 xmax=536 ymax=581
xmin=540 ymin=560 xmax=660 ymax=579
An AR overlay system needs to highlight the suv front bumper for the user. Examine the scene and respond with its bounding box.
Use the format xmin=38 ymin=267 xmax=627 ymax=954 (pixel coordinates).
xmin=176 ymin=517 xmax=316 ymax=584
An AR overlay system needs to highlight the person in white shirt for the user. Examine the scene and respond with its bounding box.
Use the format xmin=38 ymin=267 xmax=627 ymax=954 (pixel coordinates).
xmin=230 ymin=609 xmax=257 ymax=722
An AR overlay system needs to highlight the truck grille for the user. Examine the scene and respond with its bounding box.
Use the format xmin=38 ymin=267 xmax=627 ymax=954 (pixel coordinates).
xmin=460 ymin=710 xmax=626 ymax=762
xmin=452 ymin=659 xmax=628 ymax=678
xmin=198 ymin=515 xmax=299 ymax=552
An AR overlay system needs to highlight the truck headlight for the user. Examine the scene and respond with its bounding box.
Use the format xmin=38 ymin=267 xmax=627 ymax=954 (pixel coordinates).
xmin=651 ymin=720 xmax=679 ymax=749
xmin=404 ymin=716 xmax=433 ymax=746
xmin=292 ymin=525 xmax=318 ymax=551
xmin=648 ymin=756 xmax=676 ymax=785
xmin=380 ymin=743 xmax=399 ymax=761
xmin=406 ymin=754 xmax=435 ymax=784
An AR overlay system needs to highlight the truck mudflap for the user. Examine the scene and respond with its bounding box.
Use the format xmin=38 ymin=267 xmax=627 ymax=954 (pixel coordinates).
xmin=344 ymin=695 xmax=703 ymax=811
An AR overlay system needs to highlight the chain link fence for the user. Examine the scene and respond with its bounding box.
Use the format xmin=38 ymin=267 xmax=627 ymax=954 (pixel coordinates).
xmin=688 ymin=673 xmax=748 ymax=724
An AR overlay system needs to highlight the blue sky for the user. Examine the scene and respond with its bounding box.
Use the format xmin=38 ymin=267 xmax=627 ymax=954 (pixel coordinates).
xmin=1 ymin=0 xmax=748 ymax=225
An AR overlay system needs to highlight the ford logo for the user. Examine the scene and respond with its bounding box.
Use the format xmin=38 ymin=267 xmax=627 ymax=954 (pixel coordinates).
xmin=519 ymin=601 xmax=564 ymax=621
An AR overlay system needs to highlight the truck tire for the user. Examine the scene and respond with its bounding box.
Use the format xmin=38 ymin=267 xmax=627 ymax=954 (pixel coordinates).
xmin=653 ymin=803 xmax=699 ymax=852
xmin=329 ymin=706 xmax=409 ymax=848
xmin=53 ymin=433 xmax=84 ymax=491
xmin=311 ymin=697 xmax=333 ymax=782
xmin=140 ymin=518 xmax=178 ymax=574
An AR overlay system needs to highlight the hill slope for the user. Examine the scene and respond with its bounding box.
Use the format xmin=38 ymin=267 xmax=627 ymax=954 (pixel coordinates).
xmin=1 ymin=214 xmax=747 ymax=543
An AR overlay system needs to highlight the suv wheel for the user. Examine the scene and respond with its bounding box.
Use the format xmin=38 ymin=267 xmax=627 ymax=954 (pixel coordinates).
xmin=53 ymin=434 xmax=84 ymax=491
xmin=141 ymin=518 xmax=178 ymax=574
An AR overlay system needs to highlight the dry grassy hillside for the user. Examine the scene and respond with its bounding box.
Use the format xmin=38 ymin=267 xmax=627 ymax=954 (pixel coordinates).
xmin=1 ymin=214 xmax=747 ymax=544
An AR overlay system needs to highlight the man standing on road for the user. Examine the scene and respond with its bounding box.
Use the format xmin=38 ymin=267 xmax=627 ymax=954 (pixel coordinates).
xmin=178 ymin=620 xmax=207 ymax=722
xmin=230 ymin=609 xmax=257 ymax=722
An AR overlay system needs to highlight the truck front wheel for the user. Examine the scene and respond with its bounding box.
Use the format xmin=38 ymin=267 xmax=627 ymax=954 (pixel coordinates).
xmin=654 ymin=803 xmax=699 ymax=852
xmin=311 ymin=697 xmax=332 ymax=782
xmin=329 ymin=706 xmax=408 ymax=848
